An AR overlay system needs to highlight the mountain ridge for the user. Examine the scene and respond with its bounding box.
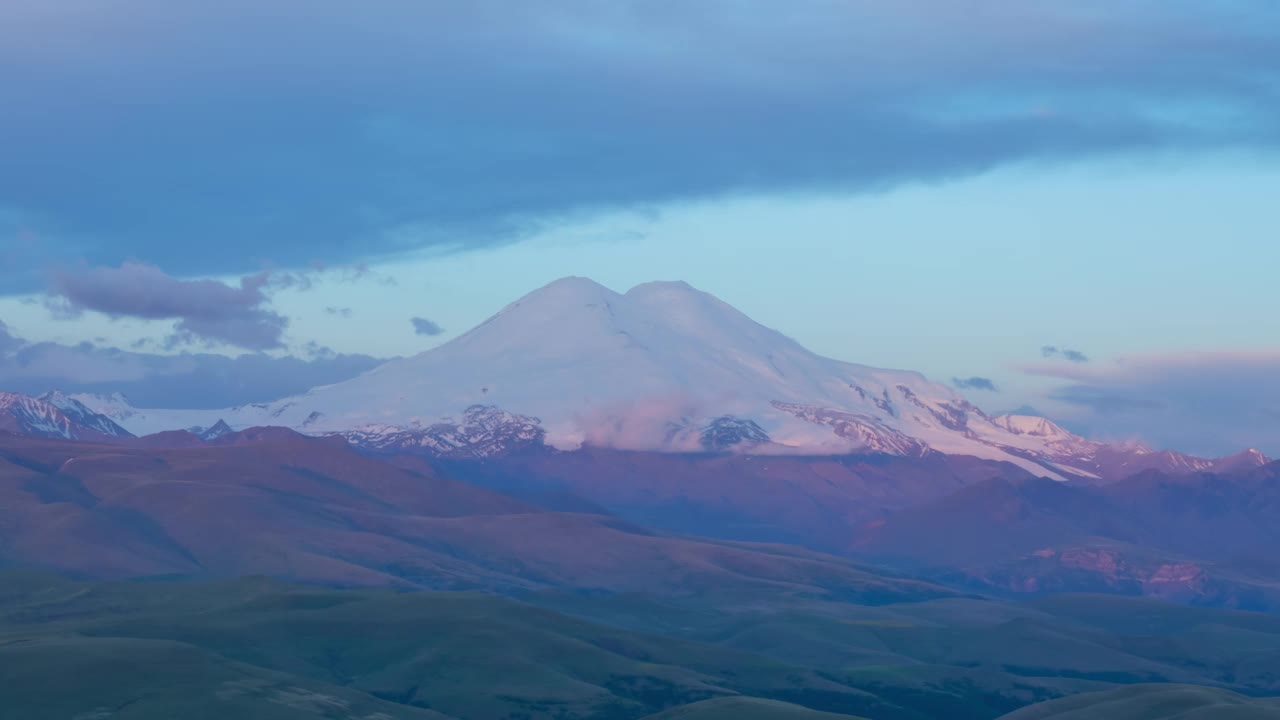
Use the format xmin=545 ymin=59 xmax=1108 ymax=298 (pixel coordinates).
xmin=24 ymin=277 xmax=1269 ymax=481
xmin=0 ymin=391 xmax=133 ymax=441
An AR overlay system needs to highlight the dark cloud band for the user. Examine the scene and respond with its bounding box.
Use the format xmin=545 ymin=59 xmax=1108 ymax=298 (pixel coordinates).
xmin=1 ymin=1 xmax=1277 ymax=287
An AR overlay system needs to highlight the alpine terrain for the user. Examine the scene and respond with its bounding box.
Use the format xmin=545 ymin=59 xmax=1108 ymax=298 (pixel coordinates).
xmin=65 ymin=278 xmax=1265 ymax=482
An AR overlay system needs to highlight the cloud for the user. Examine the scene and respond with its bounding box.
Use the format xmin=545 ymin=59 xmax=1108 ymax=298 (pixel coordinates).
xmin=1025 ymin=351 xmax=1280 ymax=456
xmin=265 ymin=262 xmax=398 ymax=292
xmin=1042 ymin=346 xmax=1090 ymax=363
xmin=411 ymin=316 xmax=445 ymax=336
xmin=2 ymin=1 xmax=1277 ymax=286
xmin=0 ymin=320 xmax=21 ymax=354
xmin=0 ymin=326 xmax=385 ymax=408
xmin=48 ymin=262 xmax=288 ymax=350
xmin=952 ymin=376 xmax=999 ymax=392
xmin=575 ymin=394 xmax=706 ymax=452
xmin=1000 ymin=404 xmax=1045 ymax=418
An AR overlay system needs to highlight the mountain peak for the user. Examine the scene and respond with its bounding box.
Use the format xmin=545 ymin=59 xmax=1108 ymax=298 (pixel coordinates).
xmin=483 ymin=276 xmax=621 ymax=327
xmin=523 ymin=276 xmax=618 ymax=301
xmin=521 ymin=277 xmax=718 ymax=307
xmin=1214 ymin=447 xmax=1273 ymax=472
xmin=37 ymin=389 xmax=73 ymax=404
xmin=990 ymin=414 xmax=1072 ymax=439
xmin=504 ymin=278 xmax=731 ymax=323
xmin=625 ymin=279 xmax=697 ymax=295
xmin=197 ymin=419 xmax=235 ymax=441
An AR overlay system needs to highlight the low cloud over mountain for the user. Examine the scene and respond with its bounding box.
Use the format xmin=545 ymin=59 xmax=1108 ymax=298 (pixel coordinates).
xmin=0 ymin=322 xmax=383 ymax=408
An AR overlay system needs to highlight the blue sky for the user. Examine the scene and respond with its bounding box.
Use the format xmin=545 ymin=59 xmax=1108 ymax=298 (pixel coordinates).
xmin=1 ymin=1 xmax=1278 ymax=454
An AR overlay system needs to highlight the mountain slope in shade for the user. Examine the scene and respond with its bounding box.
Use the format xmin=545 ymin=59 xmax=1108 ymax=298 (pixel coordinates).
xmin=0 ymin=392 xmax=132 ymax=441
xmin=427 ymin=448 xmax=1039 ymax=550
xmin=0 ymin=431 xmax=954 ymax=603
xmin=63 ymin=278 xmax=1266 ymax=480
xmin=855 ymin=461 xmax=1280 ymax=609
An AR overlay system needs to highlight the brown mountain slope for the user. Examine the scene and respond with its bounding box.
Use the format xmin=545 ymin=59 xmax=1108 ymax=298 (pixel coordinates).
xmin=0 ymin=431 xmax=952 ymax=603
xmin=424 ymin=447 xmax=1037 ymax=550
xmin=854 ymin=463 xmax=1280 ymax=609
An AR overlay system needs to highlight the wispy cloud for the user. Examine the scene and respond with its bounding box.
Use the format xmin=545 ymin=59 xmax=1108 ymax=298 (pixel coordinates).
xmin=0 ymin=320 xmax=22 ymax=354
xmin=0 ymin=325 xmax=384 ymax=408
xmin=1042 ymin=346 xmax=1090 ymax=363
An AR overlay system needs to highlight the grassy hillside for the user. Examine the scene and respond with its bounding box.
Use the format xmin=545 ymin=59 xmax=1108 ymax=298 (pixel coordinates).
xmin=0 ymin=575 xmax=872 ymax=720
xmin=996 ymin=684 xmax=1280 ymax=719
xmin=4 ymin=575 xmax=1280 ymax=720
xmin=640 ymin=697 xmax=867 ymax=719
xmin=0 ymin=636 xmax=452 ymax=720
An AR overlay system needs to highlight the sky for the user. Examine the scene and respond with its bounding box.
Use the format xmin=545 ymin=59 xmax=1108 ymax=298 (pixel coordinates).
xmin=1 ymin=1 xmax=1278 ymax=456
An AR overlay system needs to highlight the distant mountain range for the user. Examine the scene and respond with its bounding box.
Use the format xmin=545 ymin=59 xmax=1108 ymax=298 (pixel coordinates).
xmin=855 ymin=460 xmax=1280 ymax=609
xmin=21 ymin=277 xmax=1266 ymax=482
xmin=4 ymin=419 xmax=1277 ymax=611
xmin=3 ymin=277 xmax=1277 ymax=613
xmin=0 ymin=391 xmax=133 ymax=441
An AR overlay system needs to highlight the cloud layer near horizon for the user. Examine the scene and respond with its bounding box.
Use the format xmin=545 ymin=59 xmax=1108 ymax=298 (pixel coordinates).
xmin=0 ymin=320 xmax=384 ymax=408
xmin=1026 ymin=352 xmax=1280 ymax=457
xmin=2 ymin=1 xmax=1277 ymax=287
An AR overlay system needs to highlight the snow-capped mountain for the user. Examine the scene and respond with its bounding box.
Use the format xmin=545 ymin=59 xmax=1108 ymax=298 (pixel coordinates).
xmin=37 ymin=391 xmax=137 ymax=438
xmin=60 ymin=392 xmax=239 ymax=440
xmin=42 ymin=391 xmax=138 ymax=425
xmin=71 ymin=278 xmax=1269 ymax=479
xmin=0 ymin=391 xmax=133 ymax=440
